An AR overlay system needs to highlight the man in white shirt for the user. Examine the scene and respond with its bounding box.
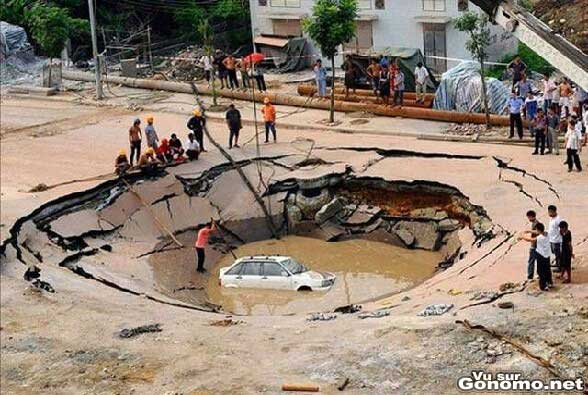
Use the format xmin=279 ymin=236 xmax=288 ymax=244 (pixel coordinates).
xmin=547 ymin=205 xmax=562 ymax=272
xmin=414 ymin=62 xmax=429 ymax=104
xmin=519 ymin=222 xmax=553 ymax=291
xmin=200 ymin=54 xmax=214 ymax=86
xmin=185 ymin=132 xmax=200 ymax=161
xmin=541 ymin=74 xmax=556 ymax=112
xmin=565 ymin=118 xmax=583 ymax=172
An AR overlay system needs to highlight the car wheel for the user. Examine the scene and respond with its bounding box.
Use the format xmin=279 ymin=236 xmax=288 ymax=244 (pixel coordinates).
xmin=297 ymin=286 xmax=312 ymax=292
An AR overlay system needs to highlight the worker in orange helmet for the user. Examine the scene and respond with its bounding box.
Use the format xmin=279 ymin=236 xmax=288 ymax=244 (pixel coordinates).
xmin=261 ymin=97 xmax=277 ymax=143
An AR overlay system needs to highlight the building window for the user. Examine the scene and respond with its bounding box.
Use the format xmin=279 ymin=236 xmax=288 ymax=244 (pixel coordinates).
xmin=423 ymin=23 xmax=447 ymax=73
xmin=422 ymin=0 xmax=446 ymax=11
xmin=458 ymin=0 xmax=468 ymax=11
xmin=343 ymin=21 xmax=373 ymax=52
xmin=259 ymin=0 xmax=267 ymax=5
xmin=270 ymin=0 xmax=300 ymax=7
xmin=375 ymin=0 xmax=385 ymax=9
xmin=358 ymin=0 xmax=371 ymax=9
xmin=272 ymin=19 xmax=302 ymax=36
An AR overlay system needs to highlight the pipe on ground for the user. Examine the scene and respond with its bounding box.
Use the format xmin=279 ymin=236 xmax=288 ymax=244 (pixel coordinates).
xmin=62 ymin=71 xmax=511 ymax=126
xmin=328 ymin=93 xmax=433 ymax=108
xmin=298 ymin=84 xmax=437 ymax=102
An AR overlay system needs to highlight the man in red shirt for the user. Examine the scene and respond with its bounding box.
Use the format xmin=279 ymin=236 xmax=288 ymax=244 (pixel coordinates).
xmin=194 ymin=221 xmax=216 ymax=273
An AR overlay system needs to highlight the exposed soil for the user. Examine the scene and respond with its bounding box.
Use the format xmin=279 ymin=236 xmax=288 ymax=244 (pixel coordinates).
xmin=531 ymin=0 xmax=588 ymax=53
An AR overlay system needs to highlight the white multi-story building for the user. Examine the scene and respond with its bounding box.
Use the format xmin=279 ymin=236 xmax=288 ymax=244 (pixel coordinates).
xmin=249 ymin=0 xmax=517 ymax=73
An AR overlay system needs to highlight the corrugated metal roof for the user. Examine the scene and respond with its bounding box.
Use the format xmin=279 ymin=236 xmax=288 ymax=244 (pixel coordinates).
xmin=254 ymin=36 xmax=290 ymax=47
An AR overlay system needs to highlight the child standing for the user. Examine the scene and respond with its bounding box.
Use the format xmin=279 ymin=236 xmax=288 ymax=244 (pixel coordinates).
xmin=558 ymin=221 xmax=573 ymax=283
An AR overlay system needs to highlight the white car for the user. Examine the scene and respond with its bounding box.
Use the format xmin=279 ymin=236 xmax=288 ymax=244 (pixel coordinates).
xmin=219 ymin=256 xmax=336 ymax=292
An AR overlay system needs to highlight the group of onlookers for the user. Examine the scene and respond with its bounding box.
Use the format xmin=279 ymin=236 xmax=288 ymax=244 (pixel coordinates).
xmin=199 ymin=50 xmax=267 ymax=92
xmin=519 ymin=205 xmax=574 ymax=291
xmin=507 ymin=57 xmax=587 ymax=172
xmin=115 ymin=98 xmax=279 ymax=175
xmin=312 ymin=55 xmax=427 ymax=107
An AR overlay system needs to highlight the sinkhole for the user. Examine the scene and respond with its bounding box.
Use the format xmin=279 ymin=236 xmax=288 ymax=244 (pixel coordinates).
xmin=0 ymin=156 xmax=494 ymax=316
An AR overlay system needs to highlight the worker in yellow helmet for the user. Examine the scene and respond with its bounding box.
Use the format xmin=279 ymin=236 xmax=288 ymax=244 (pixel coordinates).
xmin=114 ymin=149 xmax=130 ymax=175
xmin=187 ymin=108 xmax=207 ymax=152
xmin=138 ymin=146 xmax=160 ymax=176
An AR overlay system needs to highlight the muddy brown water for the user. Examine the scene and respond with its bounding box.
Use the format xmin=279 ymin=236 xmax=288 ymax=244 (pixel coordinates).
xmin=151 ymin=235 xmax=441 ymax=316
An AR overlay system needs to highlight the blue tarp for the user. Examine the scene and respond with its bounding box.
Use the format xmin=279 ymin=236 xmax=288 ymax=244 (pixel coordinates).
xmin=433 ymin=61 xmax=510 ymax=115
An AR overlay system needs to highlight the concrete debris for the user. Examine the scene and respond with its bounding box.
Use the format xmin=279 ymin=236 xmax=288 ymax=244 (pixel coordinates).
xmin=394 ymin=227 xmax=415 ymax=247
xmin=334 ymin=304 xmax=362 ymax=314
xmin=393 ymin=221 xmax=440 ymax=250
xmin=307 ymin=313 xmax=337 ymax=322
xmin=118 ymin=324 xmax=162 ymax=338
xmin=319 ymin=221 xmax=347 ymax=242
xmin=470 ymin=291 xmax=499 ymax=301
xmin=344 ymin=205 xmax=381 ymax=226
xmin=418 ymin=304 xmax=454 ymax=317
xmin=296 ymin=189 xmax=332 ymax=219
xmin=314 ymin=198 xmax=345 ymax=224
xmin=31 ymin=279 xmax=55 ymax=293
xmin=209 ymin=318 xmax=243 ymax=327
xmin=358 ymin=310 xmax=391 ymax=319
xmin=498 ymin=282 xmax=519 ymax=292
xmin=438 ymin=218 xmax=461 ymax=232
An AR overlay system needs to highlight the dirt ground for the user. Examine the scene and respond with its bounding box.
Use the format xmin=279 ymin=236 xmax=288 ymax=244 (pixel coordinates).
xmin=1 ymin=87 xmax=588 ymax=394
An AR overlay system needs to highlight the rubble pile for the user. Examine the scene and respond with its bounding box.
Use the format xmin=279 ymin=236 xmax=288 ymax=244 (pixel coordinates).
xmin=443 ymin=123 xmax=506 ymax=137
xmin=155 ymin=46 xmax=206 ymax=81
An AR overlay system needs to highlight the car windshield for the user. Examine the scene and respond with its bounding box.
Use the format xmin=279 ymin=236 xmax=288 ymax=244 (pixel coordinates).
xmin=282 ymin=258 xmax=308 ymax=274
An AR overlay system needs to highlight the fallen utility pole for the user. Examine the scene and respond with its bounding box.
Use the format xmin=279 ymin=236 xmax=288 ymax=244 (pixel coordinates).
xmin=87 ymin=0 xmax=103 ymax=99
xmin=188 ymin=82 xmax=279 ymax=240
xmin=121 ymin=178 xmax=184 ymax=247
xmin=62 ymin=71 xmax=512 ymax=126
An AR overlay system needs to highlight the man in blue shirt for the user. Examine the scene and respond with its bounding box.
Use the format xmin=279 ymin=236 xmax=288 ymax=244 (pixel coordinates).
xmin=509 ymin=91 xmax=525 ymax=139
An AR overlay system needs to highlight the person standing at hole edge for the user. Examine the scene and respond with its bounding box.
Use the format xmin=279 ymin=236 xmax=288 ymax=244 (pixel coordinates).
xmin=187 ymin=109 xmax=207 ymax=152
xmin=194 ymin=221 xmax=216 ymax=273
xmin=128 ymin=118 xmax=142 ymax=167
xmin=523 ymin=210 xmax=541 ymax=281
xmin=226 ymin=104 xmax=242 ymax=149
xmin=145 ymin=116 xmax=159 ymax=151
xmin=558 ymin=221 xmax=573 ymax=283
xmin=547 ymin=205 xmax=562 ymax=273
xmin=262 ymin=97 xmax=277 ymax=143
xmin=519 ymin=222 xmax=552 ymax=291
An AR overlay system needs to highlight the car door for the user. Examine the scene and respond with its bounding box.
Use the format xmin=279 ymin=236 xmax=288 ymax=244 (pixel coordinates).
xmin=260 ymin=262 xmax=292 ymax=290
xmin=221 ymin=263 xmax=244 ymax=288
xmin=239 ymin=261 xmax=263 ymax=289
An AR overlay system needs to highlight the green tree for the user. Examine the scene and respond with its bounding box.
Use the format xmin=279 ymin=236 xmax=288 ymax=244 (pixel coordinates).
xmin=303 ymin=0 xmax=357 ymax=123
xmin=198 ymin=18 xmax=218 ymax=106
xmin=174 ymin=1 xmax=206 ymax=40
xmin=213 ymin=0 xmax=249 ymax=20
xmin=454 ymin=11 xmax=492 ymax=128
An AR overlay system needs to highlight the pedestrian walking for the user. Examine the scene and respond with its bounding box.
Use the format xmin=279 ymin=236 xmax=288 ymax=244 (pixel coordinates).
xmin=128 ymin=118 xmax=142 ymax=167
xmin=223 ymin=54 xmax=239 ymax=90
xmin=524 ymin=210 xmax=541 ymax=281
xmin=225 ymin=104 xmax=242 ymax=149
xmin=414 ymin=62 xmax=429 ymax=104
xmin=366 ymin=59 xmax=381 ymax=95
xmin=519 ymin=222 xmax=553 ymax=291
xmin=393 ymin=68 xmax=405 ymax=106
xmin=546 ymin=106 xmax=560 ymax=155
xmin=313 ymin=59 xmax=327 ymax=98
xmin=564 ymin=118 xmax=583 ymax=172
xmin=144 ymin=116 xmax=159 ymax=150
xmin=187 ymin=109 xmax=206 ymax=152
xmin=194 ymin=221 xmax=216 ymax=273
xmin=262 ymin=97 xmax=277 ymax=143
xmin=541 ymin=74 xmax=556 ymax=113
xmin=508 ymin=56 xmax=527 ymax=88
xmin=508 ymin=91 xmax=525 ymax=139
xmin=547 ymin=205 xmax=562 ymax=273
xmin=531 ymin=109 xmax=547 ymax=155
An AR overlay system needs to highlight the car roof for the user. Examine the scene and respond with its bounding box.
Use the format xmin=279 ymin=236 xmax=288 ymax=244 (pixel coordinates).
xmin=234 ymin=255 xmax=291 ymax=264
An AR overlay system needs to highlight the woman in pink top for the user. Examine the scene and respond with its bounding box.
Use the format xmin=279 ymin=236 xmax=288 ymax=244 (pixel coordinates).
xmin=195 ymin=221 xmax=216 ymax=273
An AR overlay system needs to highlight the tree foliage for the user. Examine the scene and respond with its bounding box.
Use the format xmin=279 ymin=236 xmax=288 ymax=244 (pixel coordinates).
xmin=302 ymin=0 xmax=358 ymax=59
xmin=212 ymin=0 xmax=249 ymax=21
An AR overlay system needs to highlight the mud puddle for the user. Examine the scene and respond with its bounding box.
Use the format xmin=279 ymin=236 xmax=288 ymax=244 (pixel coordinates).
xmin=207 ymin=236 xmax=440 ymax=315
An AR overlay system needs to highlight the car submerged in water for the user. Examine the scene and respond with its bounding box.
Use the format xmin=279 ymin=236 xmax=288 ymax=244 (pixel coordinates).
xmin=219 ymin=256 xmax=336 ymax=292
